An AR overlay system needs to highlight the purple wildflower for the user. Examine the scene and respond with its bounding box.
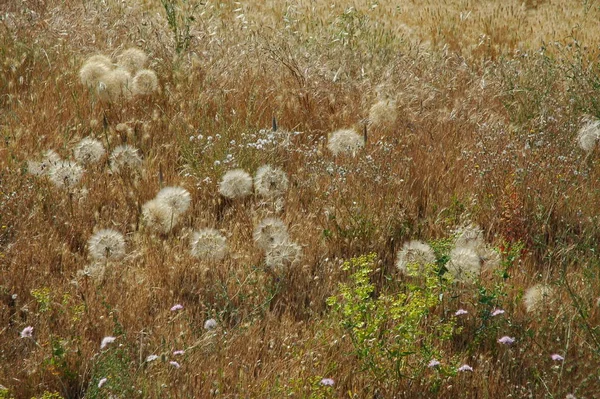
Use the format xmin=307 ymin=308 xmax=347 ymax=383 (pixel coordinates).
xmin=455 ymin=309 xmax=468 ymax=316
xmin=320 ymin=378 xmax=335 ymax=386
xmin=491 ymin=309 xmax=505 ymax=317
xmin=458 ymin=364 xmax=473 ymax=372
xmin=169 ymin=361 xmax=181 ymax=368
xmin=170 ymin=304 xmax=184 ymax=312
xmin=173 ymin=350 xmax=185 ymax=356
xmin=20 ymin=326 xmax=34 ymax=338
xmin=498 ymin=336 xmax=516 ymax=345
xmin=146 ymin=354 xmax=159 ymax=362
xmin=428 ymin=359 xmax=441 ymax=368
xmin=551 ymin=354 xmax=564 ymax=361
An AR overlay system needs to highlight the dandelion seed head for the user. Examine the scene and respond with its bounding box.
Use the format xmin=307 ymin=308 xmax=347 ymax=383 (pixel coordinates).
xmin=253 ymin=217 xmax=289 ymax=250
xmin=88 ymin=229 xmax=126 ymax=262
xmin=254 ymin=165 xmax=289 ymax=198
xmin=327 ymin=128 xmax=365 ymax=156
xmin=97 ymin=68 xmax=132 ymax=101
xmin=74 ymin=137 xmax=105 ymax=165
xmin=28 ymin=150 xmax=61 ymax=176
xmin=48 ymin=160 xmax=84 ymax=189
xmin=446 ymin=247 xmax=481 ymax=283
xmin=190 ymin=228 xmax=228 ymax=261
xmin=204 ymin=318 xmax=217 ymax=330
xmin=141 ymin=199 xmax=174 ymax=233
xmin=396 ymin=240 xmax=436 ymax=275
xmin=218 ymin=169 xmax=253 ymax=199
xmin=155 ymin=186 xmax=191 ymax=217
xmin=455 ymin=224 xmax=485 ymax=249
xmin=81 ymin=262 xmax=107 ymax=282
xmin=577 ymin=115 xmax=600 ymax=153
xmin=524 ymin=284 xmax=553 ymax=313
xmin=110 ymin=144 xmax=142 ymax=173
xmin=117 ymin=48 xmax=148 ymax=74
xmin=100 ymin=336 xmax=116 ymax=349
xmin=20 ymin=326 xmax=33 ymax=338
xmin=368 ymin=99 xmax=397 ymax=130
xmin=79 ymin=60 xmax=112 ymax=88
xmin=265 ymin=239 xmax=302 ymax=270
xmin=131 ymin=69 xmax=158 ymax=96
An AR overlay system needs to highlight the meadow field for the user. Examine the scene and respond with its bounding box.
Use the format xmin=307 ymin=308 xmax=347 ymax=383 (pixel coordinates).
xmin=2 ymin=0 xmax=600 ymax=397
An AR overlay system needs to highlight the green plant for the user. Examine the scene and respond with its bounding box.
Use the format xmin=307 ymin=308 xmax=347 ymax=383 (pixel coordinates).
xmin=161 ymin=0 xmax=199 ymax=53
xmin=327 ymin=253 xmax=456 ymax=389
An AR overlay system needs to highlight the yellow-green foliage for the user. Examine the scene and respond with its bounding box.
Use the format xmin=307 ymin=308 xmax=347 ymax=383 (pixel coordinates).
xmin=328 ymin=254 xmax=456 ymax=385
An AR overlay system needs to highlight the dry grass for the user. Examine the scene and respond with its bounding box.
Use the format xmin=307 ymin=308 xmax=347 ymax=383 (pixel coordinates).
xmin=2 ymin=0 xmax=600 ymax=398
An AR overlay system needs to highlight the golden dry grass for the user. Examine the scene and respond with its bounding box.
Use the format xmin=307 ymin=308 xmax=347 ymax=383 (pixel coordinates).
xmin=2 ymin=0 xmax=600 ymax=398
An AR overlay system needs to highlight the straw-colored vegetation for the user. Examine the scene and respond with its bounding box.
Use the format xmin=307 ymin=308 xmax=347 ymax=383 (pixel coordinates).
xmin=2 ymin=0 xmax=600 ymax=397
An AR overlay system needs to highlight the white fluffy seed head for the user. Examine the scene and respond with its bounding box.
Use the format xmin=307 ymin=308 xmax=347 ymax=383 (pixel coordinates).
xmin=327 ymin=128 xmax=365 ymax=156
xmin=155 ymin=186 xmax=191 ymax=217
xmin=265 ymin=240 xmax=302 ymax=271
xmin=117 ymin=48 xmax=148 ymax=74
xmin=524 ymin=284 xmax=554 ymax=313
xmin=455 ymin=224 xmax=485 ymax=249
xmin=253 ymin=217 xmax=289 ymax=250
xmin=396 ymin=240 xmax=436 ymax=275
xmin=73 ymin=137 xmax=106 ymax=165
xmin=28 ymin=150 xmax=61 ymax=176
xmin=132 ymin=69 xmax=158 ymax=96
xmin=97 ymin=68 xmax=132 ymax=101
xmin=88 ymin=229 xmax=126 ymax=262
xmin=190 ymin=228 xmax=228 ymax=261
xmin=110 ymin=145 xmax=142 ymax=173
xmin=254 ymin=165 xmax=289 ymax=198
xmin=577 ymin=115 xmax=600 ymax=153
xmin=48 ymin=160 xmax=84 ymax=190
xmin=141 ymin=199 xmax=175 ymax=234
xmin=79 ymin=60 xmax=112 ymax=88
xmin=446 ymin=247 xmax=481 ymax=283
xmin=368 ymin=99 xmax=397 ymax=130
xmin=218 ymin=169 xmax=253 ymax=199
